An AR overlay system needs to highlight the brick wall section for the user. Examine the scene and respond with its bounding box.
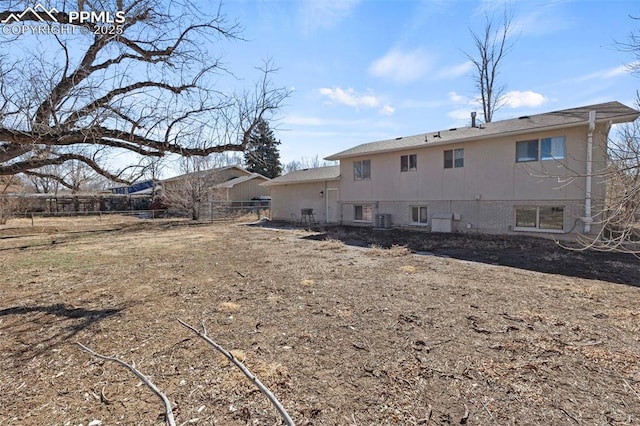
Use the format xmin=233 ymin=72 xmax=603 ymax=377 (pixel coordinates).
xmin=340 ymin=199 xmax=595 ymax=236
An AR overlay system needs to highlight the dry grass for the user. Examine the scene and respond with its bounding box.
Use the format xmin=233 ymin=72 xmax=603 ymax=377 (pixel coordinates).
xmin=368 ymin=244 xmax=411 ymax=257
xmin=218 ymin=301 xmax=242 ymax=312
xmin=399 ymin=265 xmax=417 ymax=274
xmin=0 ymin=217 xmax=639 ymax=425
xmin=316 ymin=238 xmax=347 ymax=251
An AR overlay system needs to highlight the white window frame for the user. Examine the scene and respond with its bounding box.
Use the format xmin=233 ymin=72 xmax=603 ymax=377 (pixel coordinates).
xmin=540 ymin=136 xmax=566 ymax=160
xmin=516 ymin=137 xmax=565 ymax=162
xmin=410 ymin=206 xmax=428 ymax=225
xmin=514 ymin=206 xmax=565 ymax=233
xmin=353 ymin=159 xmax=371 ymax=180
xmin=401 ymin=154 xmax=417 ymax=172
xmin=354 ymin=204 xmax=373 ymax=222
xmin=444 ymin=148 xmax=464 ymax=169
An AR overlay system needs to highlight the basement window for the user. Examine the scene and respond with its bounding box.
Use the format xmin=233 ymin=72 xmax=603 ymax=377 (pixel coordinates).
xmin=515 ymin=206 xmax=564 ymax=231
xmin=354 ymin=205 xmax=373 ymax=222
xmin=410 ymin=206 xmax=428 ymax=224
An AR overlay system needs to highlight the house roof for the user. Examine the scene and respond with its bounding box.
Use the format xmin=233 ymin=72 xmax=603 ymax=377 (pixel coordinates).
xmin=325 ymin=101 xmax=640 ymax=160
xmin=161 ymin=164 xmax=249 ymax=183
xmin=262 ymin=165 xmax=341 ymax=186
xmin=213 ymin=173 xmax=270 ymax=189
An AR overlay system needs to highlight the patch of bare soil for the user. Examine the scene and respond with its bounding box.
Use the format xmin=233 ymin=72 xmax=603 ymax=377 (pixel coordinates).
xmin=0 ymin=217 xmax=639 ymax=425
xmin=312 ymin=226 xmax=640 ymax=286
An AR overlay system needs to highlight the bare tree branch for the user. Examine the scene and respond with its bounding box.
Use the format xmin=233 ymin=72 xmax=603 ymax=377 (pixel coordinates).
xmin=2 ymin=152 xmax=130 ymax=184
xmin=22 ymin=170 xmax=75 ymax=192
xmin=177 ymin=318 xmax=295 ymax=426
xmin=77 ymin=342 xmax=177 ymax=426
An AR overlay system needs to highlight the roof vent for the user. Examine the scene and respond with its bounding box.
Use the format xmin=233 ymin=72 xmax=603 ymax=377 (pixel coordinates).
xmin=395 ymin=136 xmax=403 ymax=140
xmin=449 ymin=128 xmax=457 ymax=131
xmin=434 ymin=131 xmax=441 ymax=138
xmin=518 ymin=115 xmax=530 ymax=119
xmin=424 ymin=135 xmax=428 ymax=142
xmin=471 ymin=111 xmax=477 ymax=128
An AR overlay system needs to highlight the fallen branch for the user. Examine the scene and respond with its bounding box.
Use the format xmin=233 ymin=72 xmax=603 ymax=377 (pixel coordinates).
xmin=100 ymin=385 xmax=112 ymax=405
xmin=177 ymin=318 xmax=295 ymax=426
xmin=416 ymin=404 xmax=432 ymax=424
xmin=481 ymin=400 xmax=494 ymax=421
xmin=77 ymin=343 xmax=176 ymax=426
xmin=460 ymin=404 xmax=469 ymax=424
xmin=556 ymin=405 xmax=580 ymax=424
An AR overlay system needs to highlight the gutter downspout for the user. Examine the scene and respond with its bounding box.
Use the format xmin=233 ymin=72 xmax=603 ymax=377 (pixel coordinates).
xmin=584 ymin=110 xmax=596 ymax=233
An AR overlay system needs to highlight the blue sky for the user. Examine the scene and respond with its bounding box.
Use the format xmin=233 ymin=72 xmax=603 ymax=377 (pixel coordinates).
xmin=215 ymin=0 xmax=640 ymax=165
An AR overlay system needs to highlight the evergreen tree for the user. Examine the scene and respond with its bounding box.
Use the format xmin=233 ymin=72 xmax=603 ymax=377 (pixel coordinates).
xmin=244 ymin=119 xmax=283 ymax=178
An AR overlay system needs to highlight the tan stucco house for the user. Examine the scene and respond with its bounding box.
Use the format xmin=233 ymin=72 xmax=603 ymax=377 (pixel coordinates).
xmin=161 ymin=165 xmax=250 ymax=193
xmin=160 ymin=165 xmax=270 ymax=203
xmin=211 ymin=173 xmax=271 ymax=203
xmin=263 ymin=165 xmax=340 ymax=224
xmin=267 ymin=101 xmax=639 ymax=237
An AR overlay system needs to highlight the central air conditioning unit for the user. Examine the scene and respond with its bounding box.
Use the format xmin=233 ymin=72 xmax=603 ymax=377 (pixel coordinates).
xmin=374 ymin=213 xmax=392 ymax=229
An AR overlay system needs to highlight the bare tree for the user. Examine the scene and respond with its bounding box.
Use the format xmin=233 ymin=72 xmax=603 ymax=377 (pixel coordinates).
xmin=283 ymin=155 xmax=336 ymax=174
xmin=617 ymin=15 xmax=640 ymax=74
xmin=579 ymin=103 xmax=640 ymax=253
xmin=464 ymin=11 xmax=513 ymax=123
xmin=25 ymin=159 xmax=110 ymax=193
xmin=577 ymin=18 xmax=640 ymax=253
xmin=0 ymin=174 xmax=26 ymax=224
xmin=0 ymin=1 xmax=290 ymax=188
xmin=161 ymin=156 xmax=220 ymax=220
xmin=25 ymin=165 xmax=64 ymax=194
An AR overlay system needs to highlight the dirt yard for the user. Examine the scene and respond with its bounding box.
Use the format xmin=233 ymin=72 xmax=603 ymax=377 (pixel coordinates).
xmin=0 ymin=216 xmax=639 ymax=425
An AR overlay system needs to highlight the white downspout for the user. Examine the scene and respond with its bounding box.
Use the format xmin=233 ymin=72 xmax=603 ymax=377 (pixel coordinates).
xmin=584 ymin=110 xmax=596 ymax=233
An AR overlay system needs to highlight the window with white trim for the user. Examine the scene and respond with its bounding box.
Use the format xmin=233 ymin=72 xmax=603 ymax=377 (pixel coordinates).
xmin=444 ymin=148 xmax=464 ymax=168
xmin=401 ymin=154 xmax=417 ymax=172
xmin=540 ymin=137 xmax=566 ymax=160
xmin=515 ymin=206 xmax=564 ymax=231
xmin=353 ymin=159 xmax=371 ymax=180
xmin=516 ymin=137 xmax=565 ymax=162
xmin=410 ymin=206 xmax=428 ymax=224
xmin=354 ymin=205 xmax=373 ymax=222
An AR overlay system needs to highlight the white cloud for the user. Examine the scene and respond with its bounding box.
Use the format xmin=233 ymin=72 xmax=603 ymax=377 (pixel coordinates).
xmin=300 ymin=0 xmax=360 ymax=34
xmin=369 ymin=48 xmax=431 ymax=83
xmin=603 ymin=64 xmax=632 ymax=78
xmin=285 ymin=114 xmax=378 ymax=127
xmin=436 ymin=61 xmax=474 ymax=79
xmin=447 ymin=109 xmax=474 ymax=121
xmin=379 ymin=105 xmax=395 ymax=116
xmin=501 ymin=90 xmax=547 ymax=108
xmin=511 ymin=5 xmax=574 ymax=38
xmin=448 ymin=91 xmax=469 ymax=104
xmin=472 ymin=1 xmax=571 ymax=38
xmin=318 ymin=87 xmax=380 ymax=108
xmin=400 ymin=99 xmax=449 ymax=109
xmin=576 ymin=63 xmax=639 ymax=82
xmin=284 ymin=115 xmax=328 ymax=126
